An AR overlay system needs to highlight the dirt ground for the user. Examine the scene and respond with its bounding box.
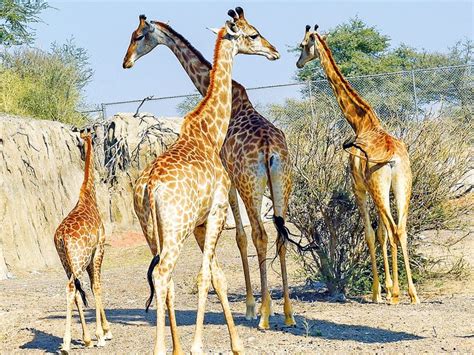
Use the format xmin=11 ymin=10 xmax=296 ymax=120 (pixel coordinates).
xmin=1 ymin=223 xmax=473 ymax=354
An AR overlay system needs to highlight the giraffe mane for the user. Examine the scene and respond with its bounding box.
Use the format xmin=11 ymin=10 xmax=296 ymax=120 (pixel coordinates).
xmin=154 ymin=21 xmax=212 ymax=70
xmin=187 ymin=28 xmax=226 ymax=119
xmin=316 ymin=33 xmax=375 ymax=118
xmin=155 ymin=21 xmax=250 ymax=110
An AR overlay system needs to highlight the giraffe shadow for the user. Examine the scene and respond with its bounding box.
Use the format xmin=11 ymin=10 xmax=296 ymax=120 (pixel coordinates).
xmin=43 ymin=306 xmax=421 ymax=344
xmin=19 ymin=328 xmax=80 ymax=352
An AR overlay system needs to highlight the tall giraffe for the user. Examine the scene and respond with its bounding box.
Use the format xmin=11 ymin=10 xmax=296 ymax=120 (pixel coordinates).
xmin=125 ymin=9 xmax=280 ymax=354
xmin=297 ymin=25 xmax=419 ymax=305
xmin=123 ymin=8 xmax=294 ymax=329
xmin=54 ymin=128 xmax=112 ymax=354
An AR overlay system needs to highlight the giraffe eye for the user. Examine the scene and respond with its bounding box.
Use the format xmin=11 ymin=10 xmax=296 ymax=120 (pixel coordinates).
xmin=249 ymin=34 xmax=259 ymax=40
xmin=135 ymin=34 xmax=145 ymax=41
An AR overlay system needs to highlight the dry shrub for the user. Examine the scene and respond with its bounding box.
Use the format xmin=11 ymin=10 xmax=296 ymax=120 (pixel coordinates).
xmin=270 ymin=95 xmax=472 ymax=296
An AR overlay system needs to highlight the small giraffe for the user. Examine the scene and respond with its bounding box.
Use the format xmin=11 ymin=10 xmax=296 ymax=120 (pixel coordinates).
xmin=54 ymin=128 xmax=112 ymax=354
xmin=123 ymin=8 xmax=294 ymax=329
xmin=297 ymin=25 xmax=419 ymax=304
xmin=125 ymin=9 xmax=279 ymax=354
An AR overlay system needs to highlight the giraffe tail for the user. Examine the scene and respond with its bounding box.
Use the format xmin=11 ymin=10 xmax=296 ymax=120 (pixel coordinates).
xmin=264 ymin=148 xmax=290 ymax=247
xmin=145 ymin=254 xmax=161 ymax=312
xmin=74 ymin=278 xmax=88 ymax=308
xmin=145 ymin=183 xmax=161 ymax=312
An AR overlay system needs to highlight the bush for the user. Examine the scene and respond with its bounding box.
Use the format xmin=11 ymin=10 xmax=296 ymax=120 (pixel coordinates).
xmin=0 ymin=38 xmax=92 ymax=125
xmin=270 ymin=95 xmax=472 ymax=297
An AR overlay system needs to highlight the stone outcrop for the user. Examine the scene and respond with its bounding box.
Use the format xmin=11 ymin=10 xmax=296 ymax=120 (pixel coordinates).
xmin=0 ymin=112 xmax=272 ymax=279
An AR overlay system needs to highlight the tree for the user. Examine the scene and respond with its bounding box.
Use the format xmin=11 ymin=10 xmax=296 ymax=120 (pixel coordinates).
xmin=295 ymin=17 xmax=473 ymax=83
xmin=295 ymin=18 xmax=473 ymax=120
xmin=0 ymin=38 xmax=92 ymax=124
xmin=0 ymin=0 xmax=50 ymax=46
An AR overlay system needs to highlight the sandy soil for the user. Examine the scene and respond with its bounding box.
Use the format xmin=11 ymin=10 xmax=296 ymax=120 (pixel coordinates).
xmin=1 ymin=223 xmax=473 ymax=353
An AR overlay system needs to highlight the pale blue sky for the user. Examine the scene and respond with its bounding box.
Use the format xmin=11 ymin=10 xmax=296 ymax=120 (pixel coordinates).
xmin=31 ymin=1 xmax=473 ymax=115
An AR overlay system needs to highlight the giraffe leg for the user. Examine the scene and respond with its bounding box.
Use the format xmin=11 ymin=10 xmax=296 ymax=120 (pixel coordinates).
xmin=228 ymin=185 xmax=256 ymax=320
xmin=238 ymin=174 xmax=273 ymax=330
xmin=268 ymin=156 xmax=295 ymax=326
xmin=88 ymin=244 xmax=110 ymax=347
xmin=166 ymin=278 xmax=183 ymax=355
xmin=153 ymin=241 xmax=184 ymax=355
xmin=192 ymin=196 xmax=243 ymax=354
xmin=75 ymin=292 xmax=92 ymax=347
xmin=353 ymin=187 xmax=382 ymax=303
xmin=60 ymin=277 xmax=76 ymax=354
xmin=376 ymin=217 xmax=393 ymax=301
xmin=392 ymin=167 xmax=419 ymax=304
xmin=368 ymin=169 xmax=400 ymax=305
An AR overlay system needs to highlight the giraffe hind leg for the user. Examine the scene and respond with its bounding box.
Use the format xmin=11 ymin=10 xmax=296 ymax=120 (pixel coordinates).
xmin=228 ymin=185 xmax=256 ymax=320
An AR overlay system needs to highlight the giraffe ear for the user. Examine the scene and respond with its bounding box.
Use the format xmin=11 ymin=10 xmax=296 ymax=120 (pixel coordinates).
xmin=206 ymin=27 xmax=220 ymax=35
xmin=225 ymin=20 xmax=240 ymax=36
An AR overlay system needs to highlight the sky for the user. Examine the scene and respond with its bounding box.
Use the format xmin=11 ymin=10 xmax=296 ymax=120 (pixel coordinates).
xmin=30 ymin=1 xmax=473 ymax=116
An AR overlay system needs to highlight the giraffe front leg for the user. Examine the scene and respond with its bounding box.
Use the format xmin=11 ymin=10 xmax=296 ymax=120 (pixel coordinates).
xmin=376 ymin=221 xmax=393 ymax=301
xmin=192 ymin=198 xmax=243 ymax=354
xmin=74 ymin=293 xmax=92 ymax=347
xmin=166 ymin=278 xmax=183 ymax=355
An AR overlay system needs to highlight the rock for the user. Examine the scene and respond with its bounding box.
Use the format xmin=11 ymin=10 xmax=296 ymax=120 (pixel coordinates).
xmin=0 ymin=112 xmax=275 ymax=279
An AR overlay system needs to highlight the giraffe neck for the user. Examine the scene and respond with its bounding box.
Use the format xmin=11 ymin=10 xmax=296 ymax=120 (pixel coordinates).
xmin=80 ymin=137 xmax=96 ymax=198
xmin=180 ymin=28 xmax=234 ymax=149
xmin=315 ymin=34 xmax=380 ymax=135
xmin=151 ymin=22 xmax=253 ymax=116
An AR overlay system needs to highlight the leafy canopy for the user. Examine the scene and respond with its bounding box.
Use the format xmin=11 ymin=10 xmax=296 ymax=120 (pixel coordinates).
xmin=295 ymin=17 xmax=473 ymax=82
xmin=0 ymin=0 xmax=50 ymax=46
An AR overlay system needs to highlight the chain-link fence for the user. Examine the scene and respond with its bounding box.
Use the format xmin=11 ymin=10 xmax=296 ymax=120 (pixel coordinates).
xmin=81 ymin=64 xmax=473 ymax=123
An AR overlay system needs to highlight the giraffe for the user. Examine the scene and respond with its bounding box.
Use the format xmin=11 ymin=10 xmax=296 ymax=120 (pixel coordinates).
xmin=122 ymin=7 xmax=295 ymax=330
xmin=296 ymin=25 xmax=419 ymax=305
xmin=53 ymin=127 xmax=112 ymax=354
xmin=124 ymin=8 xmax=280 ymax=354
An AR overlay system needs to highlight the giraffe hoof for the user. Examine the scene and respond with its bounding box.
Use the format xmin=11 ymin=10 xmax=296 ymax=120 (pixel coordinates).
xmin=245 ymin=304 xmax=257 ymax=320
xmin=284 ymin=315 xmax=296 ymax=327
xmin=410 ymin=296 xmax=420 ymax=305
xmin=60 ymin=346 xmax=70 ymax=355
xmin=390 ymin=297 xmax=399 ymax=305
xmin=257 ymin=318 xmax=270 ymax=330
xmin=104 ymin=330 xmax=113 ymax=340
xmin=96 ymin=337 xmax=106 ymax=347
xmin=84 ymin=339 xmax=93 ymax=348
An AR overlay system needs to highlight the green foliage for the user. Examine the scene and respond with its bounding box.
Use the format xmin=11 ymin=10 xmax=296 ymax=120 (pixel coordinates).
xmin=0 ymin=38 xmax=92 ymax=124
xmin=0 ymin=0 xmax=50 ymax=46
xmin=295 ymin=17 xmax=473 ymax=82
xmin=176 ymin=92 xmax=201 ymax=116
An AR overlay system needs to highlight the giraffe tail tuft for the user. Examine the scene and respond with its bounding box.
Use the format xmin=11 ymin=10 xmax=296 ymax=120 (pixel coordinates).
xmin=273 ymin=215 xmax=290 ymax=245
xmin=145 ymin=254 xmax=161 ymax=312
xmin=74 ymin=278 xmax=88 ymax=307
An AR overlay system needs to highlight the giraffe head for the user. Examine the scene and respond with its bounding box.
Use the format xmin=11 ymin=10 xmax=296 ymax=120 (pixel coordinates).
xmin=123 ymin=15 xmax=159 ymax=69
xmin=296 ymin=24 xmax=321 ymax=68
xmin=216 ymin=7 xmax=280 ymax=60
xmin=79 ymin=127 xmax=93 ymax=140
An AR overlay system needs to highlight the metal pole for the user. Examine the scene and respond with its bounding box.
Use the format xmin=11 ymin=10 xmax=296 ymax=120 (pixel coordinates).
xmin=308 ymin=79 xmax=316 ymax=120
xmin=101 ymin=103 xmax=107 ymax=120
xmin=411 ymin=69 xmax=418 ymax=119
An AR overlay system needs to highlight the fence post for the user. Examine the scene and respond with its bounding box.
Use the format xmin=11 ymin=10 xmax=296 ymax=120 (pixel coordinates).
xmin=101 ymin=103 xmax=107 ymax=120
xmin=307 ymin=79 xmax=316 ymax=120
xmin=411 ymin=69 xmax=419 ymax=119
